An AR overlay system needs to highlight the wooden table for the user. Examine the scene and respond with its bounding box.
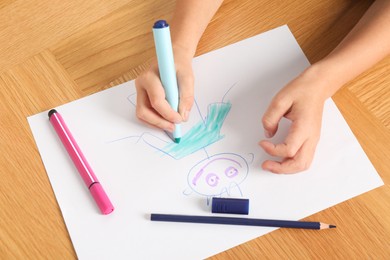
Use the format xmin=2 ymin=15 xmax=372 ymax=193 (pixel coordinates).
xmin=1 ymin=0 xmax=389 ymax=259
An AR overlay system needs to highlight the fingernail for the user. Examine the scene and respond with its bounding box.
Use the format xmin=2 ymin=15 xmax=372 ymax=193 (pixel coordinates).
xmin=262 ymin=165 xmax=271 ymax=172
xmin=264 ymin=130 xmax=272 ymax=138
xmin=182 ymin=110 xmax=189 ymax=122
xmin=174 ymin=114 xmax=182 ymax=124
xmin=164 ymin=125 xmax=174 ymax=133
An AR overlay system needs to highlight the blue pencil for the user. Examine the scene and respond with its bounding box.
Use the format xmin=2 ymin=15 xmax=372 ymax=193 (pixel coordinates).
xmin=150 ymin=214 xmax=336 ymax=230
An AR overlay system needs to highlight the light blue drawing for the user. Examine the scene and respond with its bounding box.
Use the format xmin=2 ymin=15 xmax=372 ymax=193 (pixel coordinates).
xmin=109 ymin=83 xmax=252 ymax=201
xmin=164 ymin=102 xmax=231 ymax=159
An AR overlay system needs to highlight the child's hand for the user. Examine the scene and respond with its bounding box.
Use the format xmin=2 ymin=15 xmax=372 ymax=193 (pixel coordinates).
xmin=259 ymin=67 xmax=329 ymax=174
xmin=135 ymin=46 xmax=194 ymax=133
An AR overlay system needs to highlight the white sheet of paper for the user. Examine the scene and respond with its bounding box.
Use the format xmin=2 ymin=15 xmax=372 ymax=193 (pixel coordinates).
xmin=28 ymin=25 xmax=383 ymax=259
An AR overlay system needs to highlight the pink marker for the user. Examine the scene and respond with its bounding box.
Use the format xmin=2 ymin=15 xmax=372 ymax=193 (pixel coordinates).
xmin=48 ymin=109 xmax=114 ymax=215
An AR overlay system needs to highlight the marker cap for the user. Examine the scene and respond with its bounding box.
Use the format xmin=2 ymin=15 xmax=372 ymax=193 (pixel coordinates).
xmin=89 ymin=183 xmax=114 ymax=215
xmin=211 ymin=197 xmax=249 ymax=215
xmin=153 ymin=20 xmax=169 ymax=29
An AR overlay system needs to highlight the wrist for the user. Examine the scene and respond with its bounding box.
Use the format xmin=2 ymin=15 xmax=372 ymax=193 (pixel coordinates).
xmin=302 ymin=61 xmax=345 ymax=99
xmin=172 ymin=43 xmax=195 ymax=63
xmin=170 ymin=25 xmax=198 ymax=60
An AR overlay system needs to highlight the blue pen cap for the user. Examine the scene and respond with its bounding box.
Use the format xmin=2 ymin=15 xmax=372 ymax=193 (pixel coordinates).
xmin=211 ymin=197 xmax=249 ymax=215
xmin=153 ymin=20 xmax=169 ymax=29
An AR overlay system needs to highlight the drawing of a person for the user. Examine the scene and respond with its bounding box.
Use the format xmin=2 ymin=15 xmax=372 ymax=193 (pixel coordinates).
xmin=111 ymin=85 xmax=250 ymax=201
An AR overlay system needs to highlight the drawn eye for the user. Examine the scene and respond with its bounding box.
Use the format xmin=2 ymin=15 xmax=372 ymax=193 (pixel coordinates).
xmin=205 ymin=173 xmax=219 ymax=187
xmin=225 ymin=166 xmax=238 ymax=178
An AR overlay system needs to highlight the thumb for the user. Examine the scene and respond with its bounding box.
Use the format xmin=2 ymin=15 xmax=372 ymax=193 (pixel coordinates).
xmin=262 ymin=96 xmax=292 ymax=138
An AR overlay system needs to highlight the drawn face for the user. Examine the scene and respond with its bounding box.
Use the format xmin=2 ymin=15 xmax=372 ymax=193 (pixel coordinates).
xmin=187 ymin=153 xmax=248 ymax=196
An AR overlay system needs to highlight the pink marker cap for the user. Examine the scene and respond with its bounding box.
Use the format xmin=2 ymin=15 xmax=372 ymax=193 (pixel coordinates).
xmin=89 ymin=183 xmax=114 ymax=215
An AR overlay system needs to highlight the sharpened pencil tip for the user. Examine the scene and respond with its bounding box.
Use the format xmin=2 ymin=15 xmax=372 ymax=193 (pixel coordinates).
xmin=174 ymin=138 xmax=181 ymax=143
xmin=329 ymin=225 xmax=336 ymax=228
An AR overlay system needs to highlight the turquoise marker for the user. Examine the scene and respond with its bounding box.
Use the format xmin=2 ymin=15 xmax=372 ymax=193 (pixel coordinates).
xmin=153 ymin=20 xmax=181 ymax=143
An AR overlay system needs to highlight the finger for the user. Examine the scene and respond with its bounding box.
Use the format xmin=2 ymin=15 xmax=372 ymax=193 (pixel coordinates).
xmin=177 ymin=70 xmax=194 ymax=122
xmin=262 ymin=96 xmax=292 ymax=138
xmin=138 ymin=116 xmax=175 ymax=133
xmin=135 ymin=87 xmax=175 ymax=132
xmin=261 ymin=138 xmax=317 ymax=174
xmin=144 ymin=76 xmax=182 ymax=124
xmin=259 ymin=119 xmax=307 ymax=158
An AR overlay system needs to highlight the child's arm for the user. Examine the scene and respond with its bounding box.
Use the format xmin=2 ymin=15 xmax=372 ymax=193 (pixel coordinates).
xmin=260 ymin=0 xmax=390 ymax=173
xmin=135 ymin=0 xmax=223 ymax=132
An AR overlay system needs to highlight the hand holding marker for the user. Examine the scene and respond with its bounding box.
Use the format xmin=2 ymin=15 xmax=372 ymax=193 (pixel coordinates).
xmin=153 ymin=20 xmax=181 ymax=143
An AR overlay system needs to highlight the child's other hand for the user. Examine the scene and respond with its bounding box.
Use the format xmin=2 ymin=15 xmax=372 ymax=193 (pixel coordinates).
xmin=259 ymin=66 xmax=329 ymax=174
xmin=135 ymin=46 xmax=194 ymax=132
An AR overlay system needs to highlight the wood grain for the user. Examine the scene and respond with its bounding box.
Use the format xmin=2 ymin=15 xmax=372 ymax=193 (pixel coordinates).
xmin=1 ymin=0 xmax=389 ymax=259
